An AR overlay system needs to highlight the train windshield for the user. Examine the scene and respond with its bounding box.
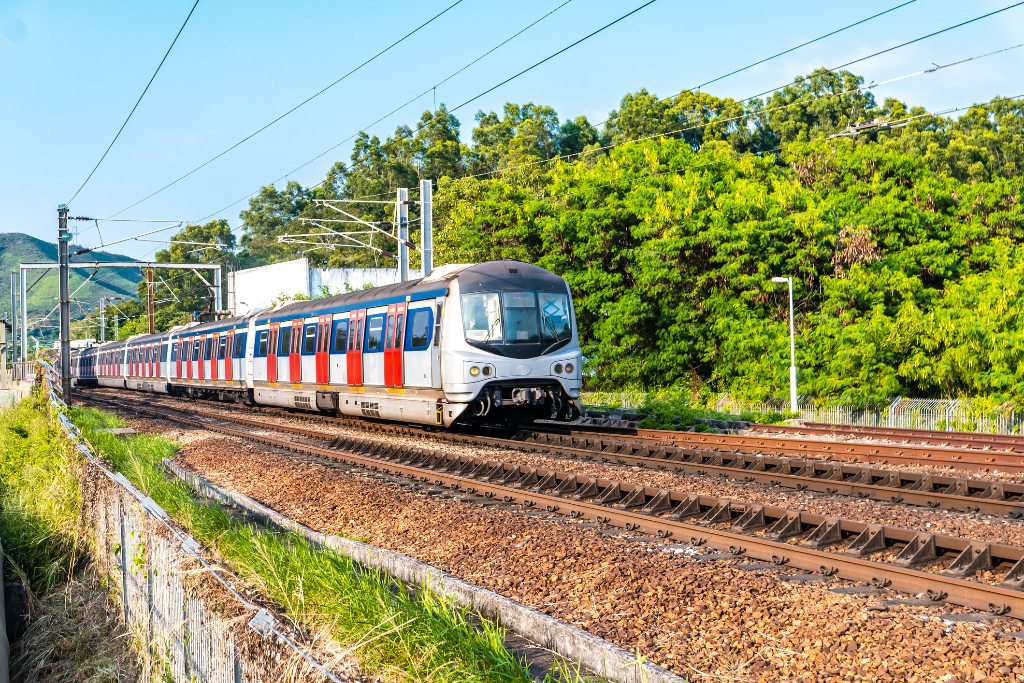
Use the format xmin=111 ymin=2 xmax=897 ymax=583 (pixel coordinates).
xmin=462 ymin=290 xmax=572 ymax=357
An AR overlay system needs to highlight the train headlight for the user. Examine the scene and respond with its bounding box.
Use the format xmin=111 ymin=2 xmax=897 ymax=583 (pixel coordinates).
xmin=469 ymin=366 xmax=480 ymax=377
xmin=482 ymin=366 xmax=492 ymax=376
xmin=564 ymin=362 xmax=574 ymax=374
xmin=553 ymin=363 xmax=563 ymax=374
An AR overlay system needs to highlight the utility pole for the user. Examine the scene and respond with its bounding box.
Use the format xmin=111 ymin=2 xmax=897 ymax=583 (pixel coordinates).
xmin=146 ymin=267 xmax=155 ymax=334
xmin=9 ymin=271 xmax=16 ymax=368
xmin=419 ymin=179 xmax=433 ymax=276
xmin=113 ymin=313 xmax=119 ymax=341
xmin=100 ymin=297 xmax=106 ymax=343
xmin=57 ymin=204 xmax=72 ymax=399
xmin=397 ymin=188 xmax=409 ymax=282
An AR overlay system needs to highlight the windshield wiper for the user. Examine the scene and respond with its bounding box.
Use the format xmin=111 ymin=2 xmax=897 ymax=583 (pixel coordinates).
xmin=484 ymin=317 xmax=501 ymax=343
xmin=540 ymin=315 xmax=568 ymax=355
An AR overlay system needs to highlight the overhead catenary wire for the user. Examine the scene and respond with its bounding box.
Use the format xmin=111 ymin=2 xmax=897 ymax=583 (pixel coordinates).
xmin=184 ymin=0 xmax=585 ymax=228
xmin=66 ymin=0 xmax=201 ymax=205
xmin=103 ymin=0 xmax=466 ymax=221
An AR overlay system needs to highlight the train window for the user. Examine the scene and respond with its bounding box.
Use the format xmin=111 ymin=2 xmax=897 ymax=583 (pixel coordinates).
xmin=538 ymin=292 xmax=572 ymax=342
xmin=395 ymin=314 xmax=404 ymax=348
xmin=218 ymin=337 xmax=228 ymax=360
xmin=502 ymin=292 xmax=541 ymax=343
xmin=302 ymin=324 xmax=317 ymax=355
xmin=332 ymin=320 xmax=348 ymax=353
xmin=170 ymin=343 xmax=177 ymax=361
xmin=234 ymin=332 xmax=247 ymax=358
xmin=462 ymin=293 xmax=502 ymax=343
xmin=191 ymin=340 xmax=200 ymax=361
xmin=385 ymin=315 xmax=395 ymax=349
xmin=279 ymin=327 xmax=291 ymax=355
xmin=434 ymin=302 xmax=442 ymax=347
xmin=257 ymin=331 xmax=268 ymax=357
xmin=204 ymin=339 xmax=213 ymax=360
xmin=406 ymin=308 xmax=432 ymax=350
xmin=365 ymin=315 xmax=384 ymax=352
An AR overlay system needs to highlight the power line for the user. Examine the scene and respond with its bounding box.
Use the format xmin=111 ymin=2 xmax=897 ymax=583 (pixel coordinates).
xmin=67 ymin=0 xmax=201 ymax=205
xmin=193 ymin=0 xmax=658 ymax=225
xmin=103 ymin=0 xmax=466 ymax=220
xmin=745 ymin=0 xmax=1024 ymax=101
xmin=189 ymin=0 xmax=578 ymax=228
xmin=448 ymin=33 xmax=1024 ymax=183
xmin=690 ymin=0 xmax=918 ymax=92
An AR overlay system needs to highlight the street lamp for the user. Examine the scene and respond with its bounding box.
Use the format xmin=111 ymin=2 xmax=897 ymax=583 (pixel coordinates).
xmin=771 ymin=276 xmax=798 ymax=413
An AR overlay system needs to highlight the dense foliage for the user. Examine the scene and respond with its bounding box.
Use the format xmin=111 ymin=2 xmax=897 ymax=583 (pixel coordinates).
xmin=76 ymin=69 xmax=1024 ymax=404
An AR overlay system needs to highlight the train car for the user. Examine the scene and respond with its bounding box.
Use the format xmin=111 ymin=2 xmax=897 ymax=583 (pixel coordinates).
xmin=71 ymin=260 xmax=582 ymax=427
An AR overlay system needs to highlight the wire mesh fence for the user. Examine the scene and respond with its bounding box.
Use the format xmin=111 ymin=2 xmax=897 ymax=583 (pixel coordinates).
xmin=714 ymin=396 xmax=1024 ymax=434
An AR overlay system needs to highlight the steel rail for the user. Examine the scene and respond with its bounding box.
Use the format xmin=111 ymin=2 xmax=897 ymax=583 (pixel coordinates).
xmin=751 ymin=422 xmax=1024 ymax=452
xmin=84 ymin=393 xmax=1024 ymax=620
xmin=83 ymin=390 xmax=1024 ymax=517
xmin=532 ymin=424 xmax=1024 ymax=472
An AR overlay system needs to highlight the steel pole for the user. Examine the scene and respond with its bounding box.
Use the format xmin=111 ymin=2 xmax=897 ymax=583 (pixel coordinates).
xmin=100 ymin=298 xmax=106 ymax=343
xmin=214 ymin=267 xmax=222 ymax=315
xmin=787 ymin=277 xmax=797 ymax=413
xmin=57 ymin=205 xmax=72 ymax=399
xmin=419 ymin=179 xmax=433 ymax=276
xmin=9 ymin=271 xmax=16 ymax=368
xmin=397 ymin=188 xmax=409 ymax=282
xmin=20 ymin=267 xmax=27 ymax=362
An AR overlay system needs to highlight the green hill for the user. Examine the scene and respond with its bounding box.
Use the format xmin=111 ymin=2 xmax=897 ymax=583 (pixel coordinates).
xmin=0 ymin=232 xmax=143 ymax=343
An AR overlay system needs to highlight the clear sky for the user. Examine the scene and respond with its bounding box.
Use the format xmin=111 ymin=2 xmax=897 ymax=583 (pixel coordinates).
xmin=2 ymin=0 xmax=1023 ymax=259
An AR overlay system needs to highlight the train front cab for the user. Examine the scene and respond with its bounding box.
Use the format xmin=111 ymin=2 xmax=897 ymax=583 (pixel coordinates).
xmin=439 ymin=264 xmax=583 ymax=425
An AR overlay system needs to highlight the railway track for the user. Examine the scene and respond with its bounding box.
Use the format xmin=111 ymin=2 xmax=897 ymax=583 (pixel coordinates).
xmin=749 ymin=422 xmax=1024 ymax=453
xmin=535 ymin=423 xmax=1024 ymax=473
xmin=82 ymin=392 xmax=1024 ymax=621
xmin=86 ymin=389 xmax=1024 ymax=517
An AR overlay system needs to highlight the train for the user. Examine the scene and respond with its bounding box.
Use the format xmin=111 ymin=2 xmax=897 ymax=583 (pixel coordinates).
xmin=70 ymin=260 xmax=582 ymax=427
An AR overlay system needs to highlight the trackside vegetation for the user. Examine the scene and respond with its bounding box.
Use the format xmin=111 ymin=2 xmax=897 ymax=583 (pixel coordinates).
xmin=0 ymin=389 xmax=140 ymax=681
xmin=68 ymin=405 xmax=591 ymax=682
xmin=71 ymin=69 xmax=1024 ymax=405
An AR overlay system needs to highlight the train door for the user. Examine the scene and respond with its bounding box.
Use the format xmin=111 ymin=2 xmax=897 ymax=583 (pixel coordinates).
xmin=384 ymin=303 xmax=406 ymax=387
xmin=186 ymin=339 xmax=194 ymax=379
xmin=289 ymin=320 xmax=302 ymax=383
xmin=209 ymin=333 xmax=218 ymax=381
xmin=330 ymin=318 xmax=347 ymax=384
xmin=347 ymin=310 xmax=364 ymax=385
xmin=316 ymin=315 xmax=331 ymax=385
xmin=176 ymin=340 xmax=183 ymax=379
xmin=151 ymin=343 xmax=157 ymax=378
xmin=267 ymin=323 xmax=279 ymax=384
xmin=225 ymin=330 xmax=234 ymax=382
xmin=198 ymin=337 xmax=206 ymax=380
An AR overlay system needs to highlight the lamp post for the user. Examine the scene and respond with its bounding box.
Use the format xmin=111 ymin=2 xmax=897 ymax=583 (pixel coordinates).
xmin=771 ymin=276 xmax=798 ymax=413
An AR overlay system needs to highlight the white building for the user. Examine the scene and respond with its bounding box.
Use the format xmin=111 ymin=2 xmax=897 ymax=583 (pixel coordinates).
xmin=227 ymin=258 xmax=421 ymax=316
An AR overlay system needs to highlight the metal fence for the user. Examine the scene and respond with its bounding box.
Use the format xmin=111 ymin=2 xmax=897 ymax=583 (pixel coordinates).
xmin=715 ymin=396 xmax=1024 ymax=434
xmin=42 ymin=364 xmax=346 ymax=683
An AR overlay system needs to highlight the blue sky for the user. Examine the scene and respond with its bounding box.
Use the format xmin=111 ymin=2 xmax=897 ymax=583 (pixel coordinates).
xmin=2 ymin=0 xmax=1023 ymax=259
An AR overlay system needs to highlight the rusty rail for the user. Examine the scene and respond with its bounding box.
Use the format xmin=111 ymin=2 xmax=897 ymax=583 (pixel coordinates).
xmin=537 ymin=424 xmax=1024 ymax=473
xmin=750 ymin=422 xmax=1024 ymax=453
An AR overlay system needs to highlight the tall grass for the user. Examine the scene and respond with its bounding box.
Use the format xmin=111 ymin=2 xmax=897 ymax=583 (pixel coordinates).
xmin=68 ymin=405 xmax=564 ymax=682
xmin=0 ymin=388 xmax=142 ymax=681
xmin=0 ymin=388 xmax=80 ymax=593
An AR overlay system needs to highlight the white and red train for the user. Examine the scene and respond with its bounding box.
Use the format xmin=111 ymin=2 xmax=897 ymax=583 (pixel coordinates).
xmin=70 ymin=261 xmax=582 ymax=427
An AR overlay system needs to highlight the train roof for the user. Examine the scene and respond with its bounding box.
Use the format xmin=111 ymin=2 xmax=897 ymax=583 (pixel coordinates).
xmin=251 ymin=259 xmax=564 ymax=323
